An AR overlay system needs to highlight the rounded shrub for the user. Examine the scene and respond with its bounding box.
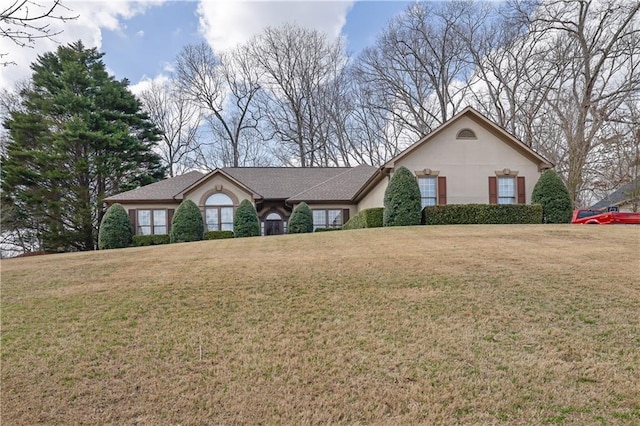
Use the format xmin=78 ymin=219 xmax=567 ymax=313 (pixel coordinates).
xmin=234 ymin=199 xmax=260 ymax=238
xmin=532 ymin=170 xmax=573 ymax=223
xmin=170 ymin=199 xmax=204 ymax=243
xmin=383 ymin=166 xmax=422 ymax=226
xmin=288 ymin=202 xmax=313 ymax=234
xmin=98 ymin=203 xmax=133 ymax=249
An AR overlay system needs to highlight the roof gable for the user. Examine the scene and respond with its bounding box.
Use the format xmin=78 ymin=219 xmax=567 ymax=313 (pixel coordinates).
xmin=384 ymin=107 xmax=553 ymax=171
xmin=180 ymin=169 xmax=262 ymax=200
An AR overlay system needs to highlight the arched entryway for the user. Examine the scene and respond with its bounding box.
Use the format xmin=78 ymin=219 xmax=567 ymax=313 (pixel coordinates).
xmin=263 ymin=211 xmax=286 ymax=236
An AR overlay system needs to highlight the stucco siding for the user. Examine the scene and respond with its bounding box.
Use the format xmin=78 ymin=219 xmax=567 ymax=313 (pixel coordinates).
xmin=357 ymin=177 xmax=388 ymax=211
xmin=393 ymin=116 xmax=541 ymax=204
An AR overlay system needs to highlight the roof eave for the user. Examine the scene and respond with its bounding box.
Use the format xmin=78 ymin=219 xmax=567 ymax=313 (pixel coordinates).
xmin=105 ymin=198 xmax=179 ymax=204
xmin=352 ymin=167 xmax=387 ymax=203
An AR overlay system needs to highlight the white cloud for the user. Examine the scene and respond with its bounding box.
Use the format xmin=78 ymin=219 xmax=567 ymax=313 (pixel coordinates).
xmin=0 ymin=0 xmax=165 ymax=90
xmin=196 ymin=0 xmax=355 ymax=52
xmin=129 ymin=73 xmax=170 ymax=96
xmin=136 ymin=30 xmax=145 ymax=37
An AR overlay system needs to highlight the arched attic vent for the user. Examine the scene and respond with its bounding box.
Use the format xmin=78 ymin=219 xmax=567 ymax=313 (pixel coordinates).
xmin=456 ymin=128 xmax=477 ymax=139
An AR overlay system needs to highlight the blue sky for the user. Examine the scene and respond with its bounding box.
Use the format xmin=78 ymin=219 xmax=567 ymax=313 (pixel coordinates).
xmin=1 ymin=1 xmax=412 ymax=92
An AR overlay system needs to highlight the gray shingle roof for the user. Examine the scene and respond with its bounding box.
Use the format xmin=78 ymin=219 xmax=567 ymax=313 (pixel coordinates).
xmin=221 ymin=167 xmax=357 ymax=200
xmin=590 ymin=178 xmax=640 ymax=209
xmin=104 ymin=170 xmax=204 ymax=202
xmin=287 ymin=165 xmax=380 ymax=202
xmin=105 ymin=167 xmax=379 ymax=203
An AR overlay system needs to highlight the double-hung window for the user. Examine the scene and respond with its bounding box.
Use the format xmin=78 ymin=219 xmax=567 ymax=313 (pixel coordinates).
xmin=137 ymin=210 xmax=167 ymax=235
xmin=498 ymin=177 xmax=516 ymax=204
xmin=418 ymin=176 xmax=437 ymax=209
xmin=312 ymin=209 xmax=343 ymax=231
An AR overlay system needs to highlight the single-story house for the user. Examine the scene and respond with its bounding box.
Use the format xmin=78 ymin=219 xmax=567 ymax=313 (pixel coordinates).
xmin=590 ymin=178 xmax=640 ymax=212
xmin=105 ymin=107 xmax=553 ymax=235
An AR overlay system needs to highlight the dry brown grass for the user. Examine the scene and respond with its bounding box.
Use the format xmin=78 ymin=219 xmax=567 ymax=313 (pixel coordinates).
xmin=2 ymin=225 xmax=639 ymax=424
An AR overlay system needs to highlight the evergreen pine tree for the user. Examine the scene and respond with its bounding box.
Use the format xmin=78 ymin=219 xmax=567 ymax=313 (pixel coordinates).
xmin=1 ymin=41 xmax=165 ymax=252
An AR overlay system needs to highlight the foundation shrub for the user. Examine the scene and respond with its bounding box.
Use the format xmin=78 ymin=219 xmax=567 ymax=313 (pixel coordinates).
xmin=204 ymin=231 xmax=235 ymax=240
xmin=233 ymin=200 xmax=260 ymax=238
xmin=98 ymin=203 xmax=133 ymax=249
xmin=532 ymin=170 xmax=573 ymax=223
xmin=288 ymin=202 xmax=313 ymax=234
xmin=383 ymin=166 xmax=422 ymax=226
xmin=423 ymin=204 xmax=543 ymax=225
xmin=170 ymin=200 xmax=204 ymax=243
xmin=343 ymin=208 xmax=384 ymax=230
xmin=132 ymin=234 xmax=171 ymax=246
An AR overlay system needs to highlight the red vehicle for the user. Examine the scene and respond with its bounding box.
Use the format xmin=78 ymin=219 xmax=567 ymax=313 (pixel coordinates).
xmin=571 ymin=207 xmax=640 ymax=225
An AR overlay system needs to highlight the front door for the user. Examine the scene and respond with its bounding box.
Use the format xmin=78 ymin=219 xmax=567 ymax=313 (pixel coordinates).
xmin=264 ymin=211 xmax=285 ymax=236
xmin=265 ymin=220 xmax=282 ymax=235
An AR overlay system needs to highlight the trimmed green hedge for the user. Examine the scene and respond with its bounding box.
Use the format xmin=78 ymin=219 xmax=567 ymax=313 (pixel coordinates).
xmin=132 ymin=234 xmax=171 ymax=246
xmin=204 ymin=230 xmax=234 ymax=240
xmin=423 ymin=204 xmax=543 ymax=225
xmin=343 ymin=207 xmax=384 ymax=230
xmin=314 ymin=227 xmax=342 ymax=232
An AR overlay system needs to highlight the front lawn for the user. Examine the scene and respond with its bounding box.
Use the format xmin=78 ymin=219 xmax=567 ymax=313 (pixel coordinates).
xmin=2 ymin=225 xmax=639 ymax=424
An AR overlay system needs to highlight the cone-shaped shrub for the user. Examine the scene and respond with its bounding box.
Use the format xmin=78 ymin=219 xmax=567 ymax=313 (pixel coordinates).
xmin=532 ymin=170 xmax=573 ymax=223
xmin=170 ymin=199 xmax=204 ymax=243
xmin=383 ymin=166 xmax=422 ymax=226
xmin=288 ymin=202 xmax=313 ymax=233
xmin=234 ymin=199 xmax=260 ymax=238
xmin=98 ymin=203 xmax=133 ymax=249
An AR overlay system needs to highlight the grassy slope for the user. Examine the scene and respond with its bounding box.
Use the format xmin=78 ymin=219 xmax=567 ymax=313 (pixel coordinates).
xmin=2 ymin=225 xmax=639 ymax=424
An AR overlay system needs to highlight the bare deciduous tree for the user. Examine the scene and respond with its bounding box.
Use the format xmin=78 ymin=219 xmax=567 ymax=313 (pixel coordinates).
xmin=355 ymin=1 xmax=476 ymax=144
xmin=250 ymin=24 xmax=347 ymax=167
xmin=589 ymin=99 xmax=640 ymax=210
xmin=1 ymin=0 xmax=78 ymax=65
xmin=463 ymin=1 xmax=558 ymax=147
xmin=527 ymin=0 xmax=640 ymax=205
xmin=174 ymin=42 xmax=264 ymax=168
xmin=138 ymin=80 xmax=202 ymax=177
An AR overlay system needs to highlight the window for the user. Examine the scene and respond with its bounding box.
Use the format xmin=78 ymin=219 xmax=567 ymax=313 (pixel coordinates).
xmin=577 ymin=209 xmax=602 ymax=219
xmin=498 ymin=177 xmax=516 ymax=204
xmin=312 ymin=209 xmax=343 ymax=231
xmin=205 ymin=193 xmax=234 ymax=231
xmin=418 ymin=176 xmax=437 ymax=208
xmin=137 ymin=209 xmax=167 ymax=235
